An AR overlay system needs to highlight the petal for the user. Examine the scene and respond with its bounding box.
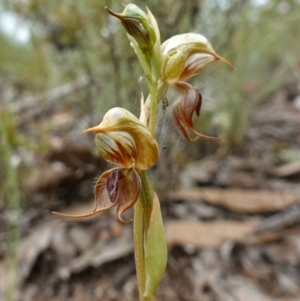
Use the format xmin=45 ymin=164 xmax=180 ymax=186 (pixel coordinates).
xmin=115 ymin=168 xmax=141 ymax=223
xmin=162 ymin=33 xmax=212 ymax=54
xmin=83 ymin=107 xmax=140 ymax=131
xmin=180 ymin=53 xmax=216 ymax=81
xmin=106 ymin=169 xmax=121 ymax=203
xmin=173 ymin=82 xmax=221 ymax=142
xmin=161 ymin=33 xmax=234 ymax=83
xmin=146 ymin=7 xmax=161 ymax=45
xmin=84 ymin=108 xmax=159 ymax=170
xmin=161 ymin=48 xmax=187 ymax=84
xmin=52 ymin=169 xmax=117 ymax=219
xmin=95 ymin=131 xmax=137 ymax=168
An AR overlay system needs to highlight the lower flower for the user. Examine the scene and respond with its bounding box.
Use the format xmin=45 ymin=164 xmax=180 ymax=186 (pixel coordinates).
xmin=53 ymin=107 xmax=159 ymax=223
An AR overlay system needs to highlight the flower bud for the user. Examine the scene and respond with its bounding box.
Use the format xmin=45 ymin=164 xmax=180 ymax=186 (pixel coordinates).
xmin=84 ymin=107 xmax=159 ymax=170
xmin=161 ymin=33 xmax=234 ymax=84
xmin=105 ymin=4 xmax=156 ymax=50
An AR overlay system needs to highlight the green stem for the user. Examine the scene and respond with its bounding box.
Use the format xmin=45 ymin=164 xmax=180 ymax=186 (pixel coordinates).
xmin=139 ymin=171 xmax=153 ymax=208
xmin=148 ymin=81 xmax=158 ymax=134
xmin=144 ymin=81 xmax=167 ymax=123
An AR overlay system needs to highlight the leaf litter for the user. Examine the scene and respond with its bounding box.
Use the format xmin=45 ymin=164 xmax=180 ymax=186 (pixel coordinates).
xmin=1 ymin=82 xmax=300 ymax=301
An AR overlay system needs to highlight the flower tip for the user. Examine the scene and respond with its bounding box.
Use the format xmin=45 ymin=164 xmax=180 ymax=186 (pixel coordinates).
xmin=203 ymin=135 xmax=223 ymax=142
xmin=190 ymin=132 xmax=223 ymax=143
xmin=146 ymin=6 xmax=152 ymax=17
xmin=215 ymin=54 xmax=236 ymax=70
xmin=52 ymin=210 xmax=98 ymax=219
xmin=52 ymin=211 xmax=68 ymax=217
xmin=82 ymin=125 xmax=102 ymax=134
xmin=118 ymin=215 xmax=133 ymax=224
xmin=104 ymin=6 xmax=119 ymax=18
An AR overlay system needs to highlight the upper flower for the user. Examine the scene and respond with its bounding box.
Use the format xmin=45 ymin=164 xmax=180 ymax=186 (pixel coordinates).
xmin=84 ymin=107 xmax=159 ymax=170
xmin=105 ymin=5 xmax=162 ymax=82
xmin=105 ymin=4 xmax=156 ymax=51
xmin=159 ymin=33 xmax=234 ymax=142
xmin=161 ymin=33 xmax=235 ymax=85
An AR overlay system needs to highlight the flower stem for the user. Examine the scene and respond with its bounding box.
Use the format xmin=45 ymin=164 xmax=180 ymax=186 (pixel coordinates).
xmin=148 ymin=80 xmax=158 ymax=134
xmin=139 ymin=171 xmax=153 ymax=207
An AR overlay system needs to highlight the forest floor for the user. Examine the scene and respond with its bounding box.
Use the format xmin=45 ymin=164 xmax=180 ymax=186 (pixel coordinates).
xmin=1 ymin=81 xmax=300 ymax=301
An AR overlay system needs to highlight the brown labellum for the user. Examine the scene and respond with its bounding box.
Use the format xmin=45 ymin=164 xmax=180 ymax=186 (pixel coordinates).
xmin=172 ymin=81 xmax=220 ymax=142
xmin=106 ymin=169 xmax=120 ymax=203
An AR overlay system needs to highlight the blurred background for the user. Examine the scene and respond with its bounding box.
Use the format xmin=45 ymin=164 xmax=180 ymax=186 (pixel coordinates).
xmin=1 ymin=0 xmax=300 ymax=300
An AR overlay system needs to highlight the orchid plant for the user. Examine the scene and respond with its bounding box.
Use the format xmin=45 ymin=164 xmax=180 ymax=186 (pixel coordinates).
xmin=53 ymin=4 xmax=233 ymax=301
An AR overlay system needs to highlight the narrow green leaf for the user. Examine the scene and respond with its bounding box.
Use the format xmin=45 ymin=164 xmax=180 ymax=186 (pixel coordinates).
xmin=143 ymin=192 xmax=167 ymax=300
xmin=134 ymin=198 xmax=146 ymax=298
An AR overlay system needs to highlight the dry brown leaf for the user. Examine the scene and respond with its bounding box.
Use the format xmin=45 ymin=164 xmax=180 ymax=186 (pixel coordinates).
xmin=271 ymin=161 xmax=300 ymax=177
xmin=47 ymin=135 xmax=64 ymax=150
xmin=249 ymin=225 xmax=300 ymax=245
xmin=169 ymin=188 xmax=298 ymax=213
xmin=52 ymin=226 xmax=77 ymax=266
xmin=227 ymin=276 xmax=275 ymax=301
xmin=165 ymin=220 xmax=258 ymax=247
xmin=24 ymin=162 xmax=72 ymax=193
xmin=51 ymin=111 xmax=74 ymax=126
xmin=264 ymin=233 xmax=300 ymax=266
xmin=18 ymin=220 xmax=65 ymax=283
xmin=58 ymin=226 xmax=133 ymax=277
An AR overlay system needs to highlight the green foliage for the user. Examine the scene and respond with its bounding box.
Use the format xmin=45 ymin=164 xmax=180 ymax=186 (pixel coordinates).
xmin=195 ymin=0 xmax=300 ymax=148
xmin=2 ymin=0 xmax=299 ymax=149
xmin=0 ymin=112 xmax=21 ymax=301
xmin=0 ymin=32 xmax=48 ymax=91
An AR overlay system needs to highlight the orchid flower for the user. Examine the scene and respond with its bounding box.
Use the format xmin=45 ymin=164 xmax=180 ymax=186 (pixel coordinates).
xmin=53 ymin=107 xmax=159 ymax=223
xmin=161 ymin=33 xmax=234 ymax=141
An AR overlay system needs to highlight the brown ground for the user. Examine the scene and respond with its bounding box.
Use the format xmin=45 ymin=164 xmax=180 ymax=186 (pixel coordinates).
xmin=1 ymin=81 xmax=300 ymax=301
